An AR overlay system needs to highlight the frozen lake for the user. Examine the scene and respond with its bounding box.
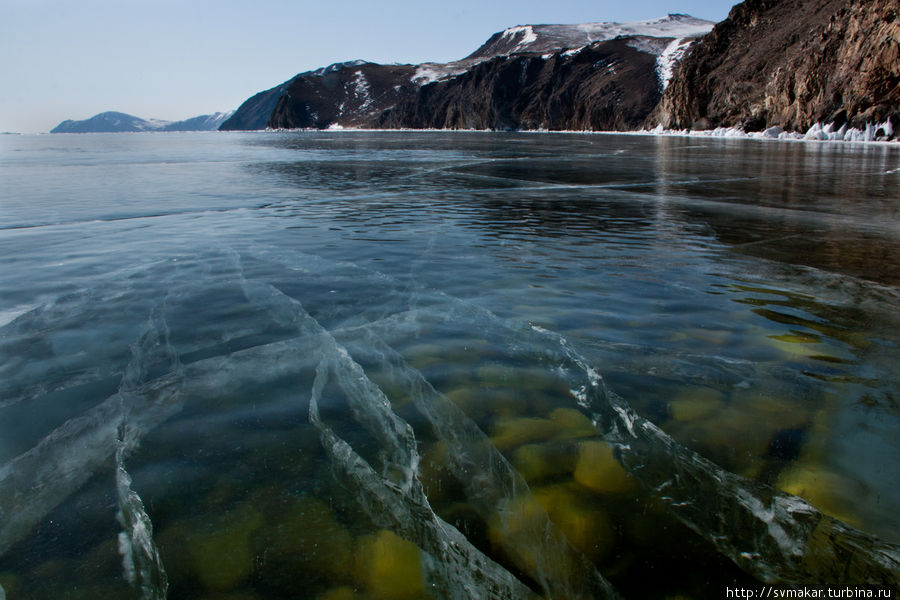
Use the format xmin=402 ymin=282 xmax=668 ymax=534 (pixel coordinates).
xmin=1 ymin=131 xmax=898 ymax=598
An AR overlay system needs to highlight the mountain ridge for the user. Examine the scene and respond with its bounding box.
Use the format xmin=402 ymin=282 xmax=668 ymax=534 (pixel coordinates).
xmin=220 ymin=14 xmax=715 ymax=132
xmin=51 ymin=110 xmax=234 ymax=133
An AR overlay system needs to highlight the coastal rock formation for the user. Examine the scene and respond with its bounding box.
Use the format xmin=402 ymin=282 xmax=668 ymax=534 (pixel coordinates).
xmin=374 ymin=39 xmax=661 ymax=131
xmin=650 ymin=0 xmax=900 ymax=133
xmin=51 ymin=111 xmax=233 ymax=133
xmin=220 ymin=15 xmax=714 ymax=132
xmin=268 ymin=62 xmax=419 ymax=130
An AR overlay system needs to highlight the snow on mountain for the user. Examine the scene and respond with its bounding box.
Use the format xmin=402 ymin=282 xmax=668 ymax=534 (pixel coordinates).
xmin=51 ymin=110 xmax=235 ymax=133
xmin=413 ymin=14 xmax=714 ymax=87
xmin=465 ymin=14 xmax=714 ymax=61
xmin=655 ymin=38 xmax=696 ymax=89
xmin=223 ymin=13 xmax=716 ymax=132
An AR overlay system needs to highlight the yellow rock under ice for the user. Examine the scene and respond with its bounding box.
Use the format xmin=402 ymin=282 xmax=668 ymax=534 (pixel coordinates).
xmin=187 ymin=503 xmax=265 ymax=592
xmin=573 ymin=440 xmax=636 ymax=494
xmin=316 ymin=587 xmax=361 ymax=600
xmin=533 ymin=483 xmax=616 ymax=563
xmin=490 ymin=416 xmax=559 ymax=451
xmin=776 ymin=464 xmax=861 ymax=528
xmin=547 ymin=407 xmax=597 ymax=439
xmin=261 ymin=495 xmax=354 ymax=582
xmin=487 ymin=494 xmax=567 ymax=577
xmin=668 ymin=386 xmax=726 ymax=422
xmin=354 ymin=530 xmax=430 ymax=600
xmin=511 ymin=442 xmax=576 ymax=483
xmin=492 ymin=408 xmax=598 ymax=452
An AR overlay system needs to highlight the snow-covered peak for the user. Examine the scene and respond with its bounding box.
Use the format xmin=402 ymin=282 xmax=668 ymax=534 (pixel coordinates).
xmin=572 ymin=14 xmax=715 ymax=41
xmin=467 ymin=14 xmax=714 ymax=61
xmin=312 ymin=59 xmax=369 ymax=77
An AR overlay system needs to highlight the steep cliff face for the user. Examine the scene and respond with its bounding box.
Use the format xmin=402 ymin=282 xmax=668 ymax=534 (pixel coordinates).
xmin=651 ymin=0 xmax=900 ymax=133
xmin=374 ymin=40 xmax=662 ymax=131
xmin=268 ymin=62 xmax=418 ymax=129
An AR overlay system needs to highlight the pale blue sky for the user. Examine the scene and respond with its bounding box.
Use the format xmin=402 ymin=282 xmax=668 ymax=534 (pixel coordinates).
xmin=1 ymin=0 xmax=737 ymax=133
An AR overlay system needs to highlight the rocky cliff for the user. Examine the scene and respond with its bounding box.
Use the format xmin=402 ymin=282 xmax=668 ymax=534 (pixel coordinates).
xmin=374 ymin=39 xmax=662 ymax=131
xmin=220 ymin=15 xmax=714 ymax=132
xmin=650 ymin=0 xmax=900 ymax=133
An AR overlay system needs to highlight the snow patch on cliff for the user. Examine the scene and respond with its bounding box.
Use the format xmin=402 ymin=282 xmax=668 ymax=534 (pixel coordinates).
xmin=656 ymin=38 xmax=695 ymax=90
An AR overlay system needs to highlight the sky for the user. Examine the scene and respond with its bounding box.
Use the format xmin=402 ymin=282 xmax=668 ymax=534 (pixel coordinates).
xmin=1 ymin=0 xmax=738 ymax=133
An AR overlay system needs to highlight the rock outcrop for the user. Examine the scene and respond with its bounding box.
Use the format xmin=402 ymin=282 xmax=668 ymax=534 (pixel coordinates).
xmin=220 ymin=15 xmax=714 ymax=132
xmin=374 ymin=40 xmax=662 ymax=131
xmin=650 ymin=0 xmax=900 ymax=133
xmin=268 ymin=62 xmax=419 ymax=130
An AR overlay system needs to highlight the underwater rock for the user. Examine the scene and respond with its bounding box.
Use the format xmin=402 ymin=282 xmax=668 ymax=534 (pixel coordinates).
xmin=185 ymin=503 xmax=264 ymax=592
xmin=354 ymin=530 xmax=430 ymax=600
xmin=255 ymin=494 xmax=354 ymax=588
xmin=0 ymin=573 xmax=17 ymax=599
xmin=511 ymin=442 xmax=577 ymax=484
xmin=196 ymin=592 xmax=262 ymax=600
xmin=573 ymin=440 xmax=636 ymax=494
xmin=547 ymin=407 xmax=599 ymax=440
xmin=491 ymin=416 xmax=561 ymax=451
xmin=492 ymin=408 xmax=599 ymax=452
xmin=668 ymin=385 xmax=726 ymax=421
xmin=533 ymin=483 xmax=616 ymax=563
xmin=316 ymin=587 xmax=360 ymax=600
xmin=776 ymin=464 xmax=862 ymax=529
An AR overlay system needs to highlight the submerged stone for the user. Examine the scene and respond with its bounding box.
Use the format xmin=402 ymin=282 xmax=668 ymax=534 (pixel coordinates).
xmin=533 ymin=483 xmax=616 ymax=563
xmin=353 ymin=530 xmax=430 ymax=600
xmin=0 ymin=574 xmax=18 ymax=599
xmin=729 ymin=390 xmax=811 ymax=431
xmin=186 ymin=503 xmax=265 ymax=592
xmin=492 ymin=407 xmax=598 ymax=452
xmin=573 ymin=440 xmax=636 ymax=494
xmin=511 ymin=442 xmax=576 ymax=483
xmin=668 ymin=386 xmax=726 ymax=421
xmin=490 ymin=416 xmax=559 ymax=451
xmin=198 ymin=592 xmax=263 ymax=600
xmin=487 ymin=494 xmax=557 ymax=575
xmin=316 ymin=586 xmax=360 ymax=600
xmin=255 ymin=495 xmax=354 ymax=591
xmin=776 ymin=464 xmax=861 ymax=528
xmin=547 ymin=407 xmax=598 ymax=439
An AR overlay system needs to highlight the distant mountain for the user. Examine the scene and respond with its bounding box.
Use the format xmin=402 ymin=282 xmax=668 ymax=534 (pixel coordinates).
xmin=51 ymin=110 xmax=234 ymax=133
xmin=220 ymin=14 xmax=714 ymax=132
xmin=650 ymin=0 xmax=900 ymax=136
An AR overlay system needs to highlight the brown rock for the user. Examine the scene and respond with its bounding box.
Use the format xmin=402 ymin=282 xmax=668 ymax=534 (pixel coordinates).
xmin=650 ymin=0 xmax=900 ymax=134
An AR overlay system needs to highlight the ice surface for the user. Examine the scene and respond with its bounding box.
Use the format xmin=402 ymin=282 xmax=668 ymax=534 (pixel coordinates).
xmin=3 ymin=243 xmax=897 ymax=591
xmin=116 ymin=434 xmax=168 ymax=600
xmin=641 ymin=121 xmax=900 ymax=143
xmin=235 ymin=267 xmax=620 ymax=598
xmin=0 ymin=304 xmax=185 ymax=556
xmin=531 ymin=326 xmax=900 ymax=585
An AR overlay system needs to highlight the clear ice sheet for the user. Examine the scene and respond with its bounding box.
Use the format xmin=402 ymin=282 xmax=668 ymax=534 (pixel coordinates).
xmin=2 ymin=244 xmax=899 ymax=597
xmin=2 ymin=133 xmax=899 ymax=597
